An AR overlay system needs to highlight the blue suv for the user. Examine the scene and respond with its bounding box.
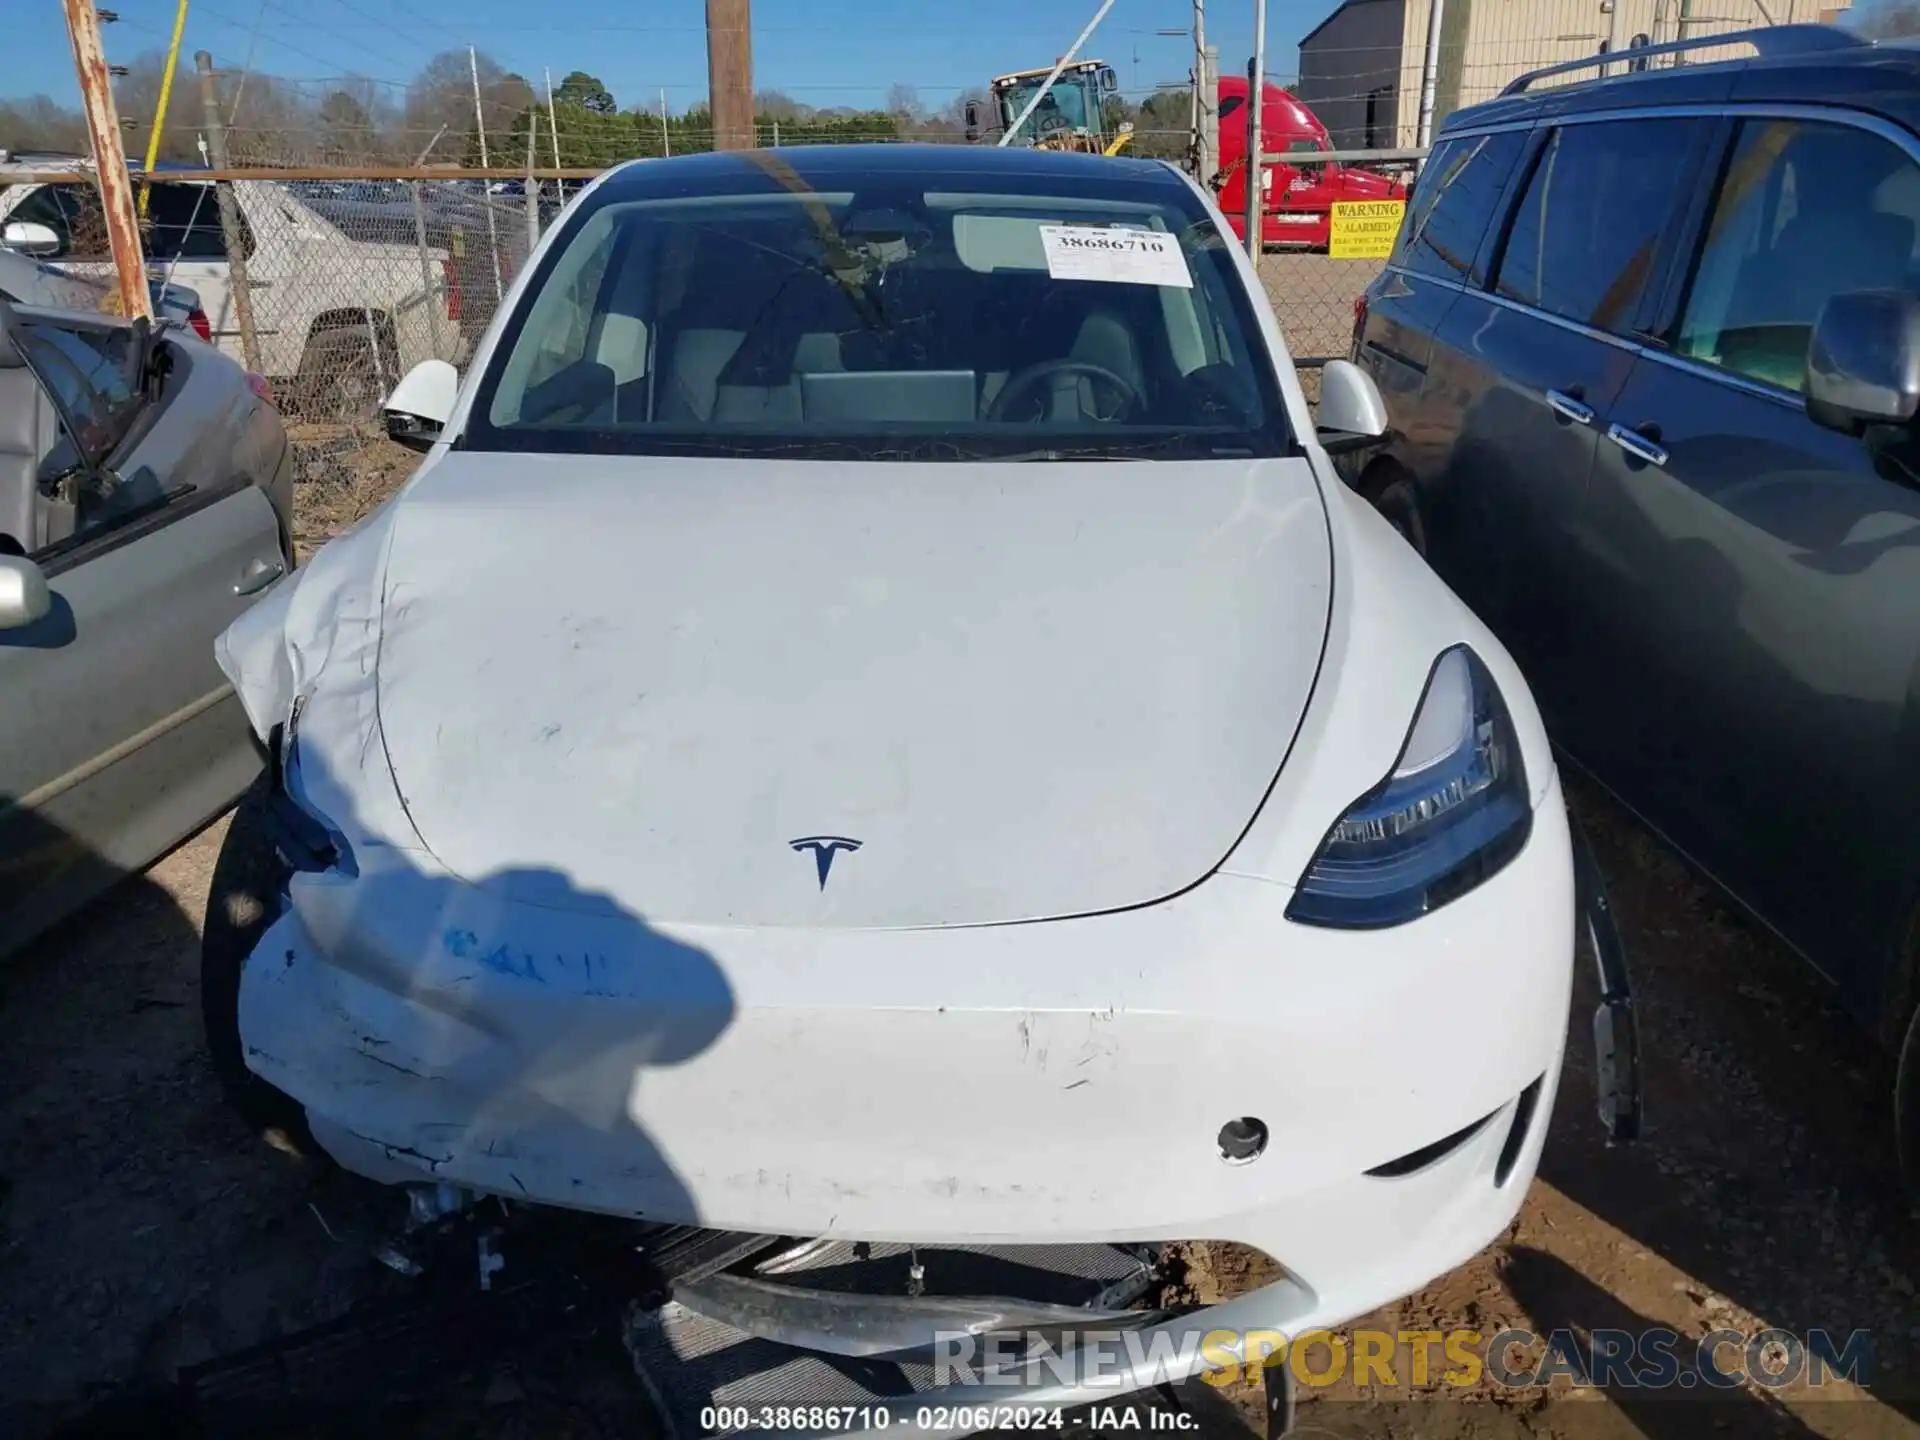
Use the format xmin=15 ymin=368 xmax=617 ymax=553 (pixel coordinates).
xmin=1350 ymin=24 xmax=1920 ymax=1202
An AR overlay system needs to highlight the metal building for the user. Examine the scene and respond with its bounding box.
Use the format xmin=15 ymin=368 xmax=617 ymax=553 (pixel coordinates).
xmin=1294 ymin=0 xmax=1855 ymax=149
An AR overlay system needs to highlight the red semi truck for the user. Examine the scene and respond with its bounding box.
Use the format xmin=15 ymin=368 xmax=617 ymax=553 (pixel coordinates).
xmin=1211 ymin=76 xmax=1408 ymax=251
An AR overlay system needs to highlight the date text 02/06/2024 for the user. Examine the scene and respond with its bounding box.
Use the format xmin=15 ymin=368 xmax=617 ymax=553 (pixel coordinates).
xmin=696 ymin=1405 xmax=1199 ymax=1432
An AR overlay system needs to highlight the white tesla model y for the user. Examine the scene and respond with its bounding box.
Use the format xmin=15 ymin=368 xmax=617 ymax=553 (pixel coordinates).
xmin=203 ymin=143 xmax=1629 ymax=1431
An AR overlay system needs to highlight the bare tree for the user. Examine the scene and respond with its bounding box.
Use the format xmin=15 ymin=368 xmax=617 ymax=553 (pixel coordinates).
xmin=225 ymin=72 xmax=318 ymax=165
xmin=113 ymin=48 xmax=201 ymax=164
xmin=886 ymin=83 xmax=924 ymax=124
xmin=754 ymin=88 xmax=810 ymax=121
xmin=405 ymin=49 xmax=530 ymax=159
xmin=0 ymin=94 xmax=89 ymax=156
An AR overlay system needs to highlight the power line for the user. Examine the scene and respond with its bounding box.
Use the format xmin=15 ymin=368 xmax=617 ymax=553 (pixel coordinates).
xmin=190 ymin=0 xmax=414 ymax=80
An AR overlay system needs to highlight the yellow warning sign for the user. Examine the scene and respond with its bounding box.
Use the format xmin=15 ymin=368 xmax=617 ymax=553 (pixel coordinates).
xmin=1329 ymin=199 xmax=1406 ymax=260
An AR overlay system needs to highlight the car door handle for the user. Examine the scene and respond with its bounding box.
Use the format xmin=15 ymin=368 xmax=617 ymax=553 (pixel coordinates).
xmin=1605 ymin=422 xmax=1668 ymax=468
xmin=234 ymin=556 xmax=285 ymax=595
xmin=1546 ymin=389 xmax=1595 ymax=425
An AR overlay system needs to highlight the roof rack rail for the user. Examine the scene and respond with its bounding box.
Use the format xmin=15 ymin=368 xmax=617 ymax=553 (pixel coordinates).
xmin=1501 ymin=23 xmax=1864 ymax=96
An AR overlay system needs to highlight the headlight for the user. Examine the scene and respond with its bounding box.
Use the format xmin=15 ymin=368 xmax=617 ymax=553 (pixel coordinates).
xmin=1286 ymin=645 xmax=1530 ymax=928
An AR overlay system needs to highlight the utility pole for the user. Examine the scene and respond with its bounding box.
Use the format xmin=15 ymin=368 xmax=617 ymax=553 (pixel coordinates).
xmin=660 ymin=88 xmax=672 ymax=156
xmin=469 ymin=44 xmax=504 ymax=300
xmin=706 ymin=0 xmax=754 ymax=150
xmin=1243 ymin=0 xmax=1266 ymax=261
xmin=524 ymin=113 xmax=540 ymax=252
xmin=408 ymin=124 xmax=448 ymax=359
xmin=544 ymin=67 xmax=564 ymax=200
xmin=194 ymin=52 xmax=257 ymax=365
xmin=1193 ymin=0 xmax=1215 ymax=181
xmin=61 ymin=0 xmax=150 ymax=320
xmin=1201 ymin=44 xmax=1218 ymax=179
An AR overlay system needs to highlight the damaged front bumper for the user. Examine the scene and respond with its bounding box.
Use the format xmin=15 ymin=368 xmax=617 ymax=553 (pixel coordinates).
xmin=236 ymin=779 xmax=1594 ymax=1434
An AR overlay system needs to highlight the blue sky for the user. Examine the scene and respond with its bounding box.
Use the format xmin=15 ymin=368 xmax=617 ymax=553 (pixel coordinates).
xmin=3 ymin=0 xmax=1333 ymax=116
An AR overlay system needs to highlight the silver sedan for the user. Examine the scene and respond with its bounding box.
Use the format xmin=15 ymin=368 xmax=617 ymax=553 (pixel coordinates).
xmin=0 ymin=296 xmax=293 ymax=953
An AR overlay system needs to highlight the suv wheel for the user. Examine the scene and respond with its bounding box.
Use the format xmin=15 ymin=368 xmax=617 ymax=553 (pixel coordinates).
xmin=1361 ymin=462 xmax=1427 ymax=556
xmin=295 ymin=326 xmax=385 ymax=422
xmin=202 ymin=774 xmax=322 ymax=1160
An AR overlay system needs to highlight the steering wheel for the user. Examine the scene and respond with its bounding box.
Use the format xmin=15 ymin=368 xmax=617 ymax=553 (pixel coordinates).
xmin=987 ymin=358 xmax=1145 ymax=423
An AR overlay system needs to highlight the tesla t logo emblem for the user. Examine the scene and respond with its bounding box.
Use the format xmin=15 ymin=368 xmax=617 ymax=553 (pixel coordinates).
xmin=789 ymin=835 xmax=862 ymax=890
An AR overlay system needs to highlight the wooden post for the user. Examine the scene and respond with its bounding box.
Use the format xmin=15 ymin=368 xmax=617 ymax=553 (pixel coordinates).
xmin=705 ymin=0 xmax=754 ymax=150
xmin=195 ymin=50 xmax=260 ymax=371
xmin=60 ymin=0 xmax=151 ymax=320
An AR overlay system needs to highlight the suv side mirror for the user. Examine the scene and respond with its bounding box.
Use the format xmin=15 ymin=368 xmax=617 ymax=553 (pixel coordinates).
xmin=1 ymin=221 xmax=62 ymax=257
xmin=383 ymin=358 xmax=460 ymax=453
xmin=964 ymin=100 xmax=981 ymax=143
xmin=1806 ymin=289 xmax=1920 ymax=436
xmin=1315 ymin=358 xmax=1389 ymax=455
xmin=0 ymin=553 xmax=51 ymax=630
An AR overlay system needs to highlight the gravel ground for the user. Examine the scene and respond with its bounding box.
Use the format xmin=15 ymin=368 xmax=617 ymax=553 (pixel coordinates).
xmin=3 ymin=411 xmax=1918 ymax=1436
xmin=1257 ymin=254 xmax=1387 ymax=363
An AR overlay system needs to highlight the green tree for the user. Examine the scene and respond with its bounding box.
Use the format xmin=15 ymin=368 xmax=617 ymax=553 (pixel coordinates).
xmin=556 ymin=70 xmax=616 ymax=115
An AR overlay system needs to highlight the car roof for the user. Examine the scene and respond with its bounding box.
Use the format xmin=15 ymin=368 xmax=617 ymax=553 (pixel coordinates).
xmin=597 ymin=143 xmax=1182 ymax=199
xmin=1441 ymin=28 xmax=1920 ymax=140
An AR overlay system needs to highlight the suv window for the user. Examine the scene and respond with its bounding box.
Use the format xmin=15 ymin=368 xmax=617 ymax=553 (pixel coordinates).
xmin=1675 ymin=119 xmax=1920 ymax=394
xmin=144 ymin=182 xmax=247 ymax=261
xmin=1494 ymin=118 xmax=1701 ymax=334
xmin=6 ymin=183 xmax=109 ymax=261
xmin=1394 ymin=130 xmax=1525 ymax=282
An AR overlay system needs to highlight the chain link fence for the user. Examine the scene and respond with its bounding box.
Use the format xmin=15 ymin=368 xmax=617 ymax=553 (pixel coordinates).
xmin=10 ymin=153 xmax=1403 ymax=529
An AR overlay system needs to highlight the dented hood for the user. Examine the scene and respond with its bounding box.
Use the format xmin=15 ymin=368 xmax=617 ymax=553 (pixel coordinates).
xmin=367 ymin=452 xmax=1330 ymax=928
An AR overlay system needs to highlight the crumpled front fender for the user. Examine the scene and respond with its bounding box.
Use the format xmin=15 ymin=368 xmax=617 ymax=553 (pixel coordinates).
xmin=212 ymin=495 xmax=424 ymax=857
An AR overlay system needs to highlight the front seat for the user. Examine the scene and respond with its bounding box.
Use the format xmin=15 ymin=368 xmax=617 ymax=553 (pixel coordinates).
xmin=0 ymin=334 xmax=60 ymax=553
xmin=1068 ymin=307 xmax=1146 ymax=397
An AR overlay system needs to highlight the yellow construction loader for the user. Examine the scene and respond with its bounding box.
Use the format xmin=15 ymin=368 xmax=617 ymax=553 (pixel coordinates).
xmin=969 ymin=60 xmax=1135 ymax=155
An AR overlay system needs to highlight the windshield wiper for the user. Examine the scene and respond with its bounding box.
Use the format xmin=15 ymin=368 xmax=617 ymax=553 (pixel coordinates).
xmin=993 ymin=436 xmax=1257 ymax=462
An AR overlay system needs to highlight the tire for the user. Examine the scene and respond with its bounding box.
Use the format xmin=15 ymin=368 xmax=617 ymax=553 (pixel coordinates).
xmin=293 ymin=325 xmax=384 ymax=423
xmin=1362 ymin=463 xmax=1428 ymax=557
xmin=1898 ymin=1001 xmax=1920 ymax=1212
xmin=201 ymin=773 xmax=320 ymax=1158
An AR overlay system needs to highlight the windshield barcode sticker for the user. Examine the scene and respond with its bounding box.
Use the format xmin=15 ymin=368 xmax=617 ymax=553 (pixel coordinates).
xmin=1039 ymin=225 xmax=1192 ymax=289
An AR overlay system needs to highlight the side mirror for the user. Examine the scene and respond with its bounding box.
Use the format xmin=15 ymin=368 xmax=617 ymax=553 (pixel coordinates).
xmin=1805 ymin=289 xmax=1920 ymax=436
xmin=1 ymin=220 xmax=62 ymax=257
xmin=0 ymin=553 xmax=51 ymax=630
xmin=1098 ymin=66 xmax=1119 ymax=94
xmin=1315 ymin=358 xmax=1389 ymax=455
xmin=964 ymin=100 xmax=981 ymax=143
xmin=383 ymin=358 xmax=460 ymax=453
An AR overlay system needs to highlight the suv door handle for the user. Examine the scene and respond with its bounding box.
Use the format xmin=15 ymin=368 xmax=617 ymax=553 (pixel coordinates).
xmin=1546 ymin=389 xmax=1595 ymax=425
xmin=234 ymin=556 xmax=285 ymax=595
xmin=1605 ymin=422 xmax=1668 ymax=468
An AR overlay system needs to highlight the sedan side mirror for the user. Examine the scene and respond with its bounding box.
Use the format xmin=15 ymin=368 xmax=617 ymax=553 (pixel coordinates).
xmin=1 ymin=220 xmax=62 ymax=257
xmin=1806 ymin=289 xmax=1920 ymax=436
xmin=1315 ymin=358 xmax=1389 ymax=456
xmin=383 ymin=358 xmax=459 ymax=453
xmin=0 ymin=553 xmax=51 ymax=630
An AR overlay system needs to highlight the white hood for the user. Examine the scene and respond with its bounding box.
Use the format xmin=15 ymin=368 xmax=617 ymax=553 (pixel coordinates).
xmin=366 ymin=452 xmax=1331 ymax=928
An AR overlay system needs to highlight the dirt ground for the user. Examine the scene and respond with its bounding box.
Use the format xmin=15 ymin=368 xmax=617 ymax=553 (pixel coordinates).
xmin=3 ymin=409 xmax=1919 ymax=1436
xmin=1258 ymin=254 xmax=1387 ymax=363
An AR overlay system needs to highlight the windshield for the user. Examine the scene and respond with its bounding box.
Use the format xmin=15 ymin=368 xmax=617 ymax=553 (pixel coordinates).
xmin=999 ymin=79 xmax=1092 ymax=140
xmin=467 ymin=160 xmax=1289 ymax=462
